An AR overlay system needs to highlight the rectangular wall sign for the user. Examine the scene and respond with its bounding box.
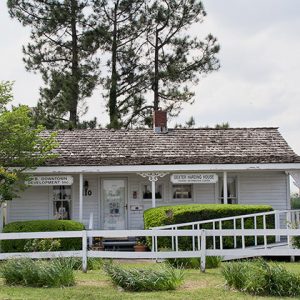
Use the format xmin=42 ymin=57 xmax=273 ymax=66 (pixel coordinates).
xmin=26 ymin=175 xmax=74 ymax=186
xmin=171 ymin=173 xmax=218 ymax=184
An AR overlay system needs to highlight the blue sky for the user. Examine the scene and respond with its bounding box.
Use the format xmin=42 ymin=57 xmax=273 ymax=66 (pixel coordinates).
xmin=1 ymin=0 xmax=300 ymax=188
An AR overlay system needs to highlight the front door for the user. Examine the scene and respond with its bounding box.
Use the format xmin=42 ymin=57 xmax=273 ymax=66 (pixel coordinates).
xmin=102 ymin=179 xmax=127 ymax=230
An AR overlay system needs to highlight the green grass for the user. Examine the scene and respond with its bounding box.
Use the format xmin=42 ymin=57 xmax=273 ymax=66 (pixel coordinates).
xmin=0 ymin=260 xmax=300 ymax=299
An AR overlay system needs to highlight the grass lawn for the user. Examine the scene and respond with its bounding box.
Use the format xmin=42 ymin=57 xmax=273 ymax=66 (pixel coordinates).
xmin=1 ymin=261 xmax=300 ymax=299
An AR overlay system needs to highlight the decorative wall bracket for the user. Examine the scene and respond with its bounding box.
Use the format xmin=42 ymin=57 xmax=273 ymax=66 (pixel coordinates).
xmin=137 ymin=172 xmax=169 ymax=182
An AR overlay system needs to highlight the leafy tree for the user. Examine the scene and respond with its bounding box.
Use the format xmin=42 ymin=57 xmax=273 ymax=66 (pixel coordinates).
xmin=215 ymin=122 xmax=230 ymax=129
xmin=145 ymin=0 xmax=220 ymax=117
xmin=94 ymin=0 xmax=149 ymax=128
xmin=174 ymin=116 xmax=195 ymax=128
xmin=0 ymin=82 xmax=57 ymax=201
xmin=7 ymin=0 xmax=102 ymax=129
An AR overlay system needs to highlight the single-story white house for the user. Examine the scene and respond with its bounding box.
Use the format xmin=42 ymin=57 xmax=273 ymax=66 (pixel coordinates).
xmin=5 ymin=112 xmax=300 ymax=230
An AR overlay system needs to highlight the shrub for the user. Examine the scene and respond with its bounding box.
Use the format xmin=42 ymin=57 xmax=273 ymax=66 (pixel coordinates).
xmin=166 ymin=256 xmax=221 ymax=269
xmin=222 ymin=259 xmax=300 ymax=297
xmin=1 ymin=220 xmax=84 ymax=252
xmin=1 ymin=258 xmax=75 ymax=287
xmin=144 ymin=204 xmax=274 ymax=249
xmin=103 ymin=262 xmax=184 ymax=291
xmin=69 ymin=257 xmax=103 ymax=270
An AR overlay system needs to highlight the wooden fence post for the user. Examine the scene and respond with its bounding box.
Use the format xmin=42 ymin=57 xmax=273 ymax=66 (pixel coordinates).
xmin=82 ymin=230 xmax=87 ymax=273
xmin=200 ymin=229 xmax=206 ymax=273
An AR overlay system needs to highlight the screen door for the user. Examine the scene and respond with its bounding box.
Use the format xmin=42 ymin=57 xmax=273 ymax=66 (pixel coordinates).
xmin=102 ymin=179 xmax=127 ymax=230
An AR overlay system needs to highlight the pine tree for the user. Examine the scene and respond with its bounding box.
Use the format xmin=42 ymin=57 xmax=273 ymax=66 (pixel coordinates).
xmin=94 ymin=0 xmax=149 ymax=128
xmin=145 ymin=0 xmax=220 ymax=117
xmin=7 ymin=0 xmax=103 ymax=128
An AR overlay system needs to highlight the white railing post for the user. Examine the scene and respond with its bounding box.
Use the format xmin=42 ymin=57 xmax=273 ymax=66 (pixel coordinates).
xmin=219 ymin=221 xmax=223 ymax=249
xmin=233 ymin=218 xmax=237 ymax=248
xmin=82 ymin=230 xmax=87 ymax=273
xmin=171 ymin=227 xmax=175 ymax=251
xmin=192 ymin=225 xmax=195 ymax=251
xmin=88 ymin=212 xmax=94 ymax=248
xmin=0 ymin=203 xmax=4 ymax=233
xmin=79 ymin=173 xmax=83 ymax=222
xmin=263 ymin=215 xmax=267 ymax=249
xmin=241 ymin=218 xmax=245 ymax=249
xmin=254 ymin=216 xmax=257 ymax=246
xmin=200 ymin=230 xmax=206 ymax=273
xmin=275 ymin=211 xmax=280 ymax=243
xmin=223 ymin=171 xmax=228 ymax=204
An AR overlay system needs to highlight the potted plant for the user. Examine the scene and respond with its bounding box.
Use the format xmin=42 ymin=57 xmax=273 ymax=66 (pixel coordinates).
xmin=134 ymin=237 xmax=148 ymax=252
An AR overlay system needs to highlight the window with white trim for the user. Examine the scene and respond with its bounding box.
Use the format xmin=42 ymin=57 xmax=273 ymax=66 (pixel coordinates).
xmin=53 ymin=186 xmax=71 ymax=220
xmin=172 ymin=184 xmax=192 ymax=199
xmin=142 ymin=183 xmax=163 ymax=199
xmin=218 ymin=177 xmax=237 ymax=204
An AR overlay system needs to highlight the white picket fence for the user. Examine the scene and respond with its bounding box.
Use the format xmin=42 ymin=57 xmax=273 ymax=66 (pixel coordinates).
xmin=1 ymin=227 xmax=300 ymax=272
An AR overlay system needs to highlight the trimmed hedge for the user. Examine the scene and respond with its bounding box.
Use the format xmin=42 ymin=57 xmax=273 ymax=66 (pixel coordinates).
xmin=1 ymin=220 xmax=85 ymax=253
xmin=144 ymin=204 xmax=274 ymax=249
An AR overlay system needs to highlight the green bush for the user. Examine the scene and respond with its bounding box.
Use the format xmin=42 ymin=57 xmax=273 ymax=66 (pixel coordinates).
xmin=291 ymin=197 xmax=300 ymax=209
xmin=103 ymin=262 xmax=184 ymax=291
xmin=1 ymin=220 xmax=84 ymax=253
xmin=166 ymin=256 xmax=221 ymax=269
xmin=1 ymin=258 xmax=75 ymax=287
xmin=144 ymin=204 xmax=274 ymax=249
xmin=222 ymin=259 xmax=300 ymax=297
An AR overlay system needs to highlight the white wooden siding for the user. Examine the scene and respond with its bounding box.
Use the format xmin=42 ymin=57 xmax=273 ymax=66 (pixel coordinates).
xmin=72 ymin=176 xmax=99 ymax=229
xmin=9 ymin=186 xmax=50 ymax=222
xmin=7 ymin=171 xmax=289 ymax=230
xmin=238 ymin=172 xmax=288 ymax=210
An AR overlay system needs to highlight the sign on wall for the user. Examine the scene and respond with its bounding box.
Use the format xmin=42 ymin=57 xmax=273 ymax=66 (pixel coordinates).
xmin=26 ymin=175 xmax=74 ymax=186
xmin=171 ymin=173 xmax=218 ymax=184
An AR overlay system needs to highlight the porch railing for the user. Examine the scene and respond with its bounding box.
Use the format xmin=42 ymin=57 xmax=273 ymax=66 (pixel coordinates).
xmin=152 ymin=209 xmax=300 ymax=250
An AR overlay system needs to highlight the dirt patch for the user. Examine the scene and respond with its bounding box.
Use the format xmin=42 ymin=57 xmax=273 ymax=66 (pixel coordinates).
xmin=77 ymin=279 xmax=110 ymax=287
xmin=180 ymin=279 xmax=214 ymax=290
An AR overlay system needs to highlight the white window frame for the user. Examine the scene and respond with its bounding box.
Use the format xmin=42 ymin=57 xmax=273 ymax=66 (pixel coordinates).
xmin=141 ymin=182 xmax=164 ymax=201
xmin=218 ymin=176 xmax=238 ymax=204
xmin=52 ymin=185 xmax=72 ymax=220
xmin=171 ymin=184 xmax=193 ymax=201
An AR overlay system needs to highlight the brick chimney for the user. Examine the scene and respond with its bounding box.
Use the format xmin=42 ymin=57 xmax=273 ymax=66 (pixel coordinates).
xmin=153 ymin=110 xmax=168 ymax=133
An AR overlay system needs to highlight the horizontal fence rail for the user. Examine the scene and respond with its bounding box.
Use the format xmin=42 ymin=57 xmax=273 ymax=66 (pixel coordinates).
xmin=1 ymin=226 xmax=300 ymax=272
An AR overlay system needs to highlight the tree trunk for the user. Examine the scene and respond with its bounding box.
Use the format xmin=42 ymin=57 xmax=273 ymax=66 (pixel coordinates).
xmin=153 ymin=28 xmax=159 ymax=111
xmin=109 ymin=2 xmax=119 ymax=128
xmin=70 ymin=0 xmax=79 ymax=129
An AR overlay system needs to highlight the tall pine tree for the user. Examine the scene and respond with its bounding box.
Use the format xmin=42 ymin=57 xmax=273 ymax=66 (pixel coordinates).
xmin=94 ymin=0 xmax=149 ymax=128
xmin=7 ymin=0 xmax=103 ymax=128
xmin=145 ymin=0 xmax=220 ymax=118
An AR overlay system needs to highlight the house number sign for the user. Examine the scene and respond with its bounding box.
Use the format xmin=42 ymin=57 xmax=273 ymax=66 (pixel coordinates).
xmin=171 ymin=173 xmax=218 ymax=184
xmin=26 ymin=176 xmax=74 ymax=186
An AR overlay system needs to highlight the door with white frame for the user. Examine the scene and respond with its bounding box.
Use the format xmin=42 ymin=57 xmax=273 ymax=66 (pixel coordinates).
xmin=101 ymin=179 xmax=128 ymax=230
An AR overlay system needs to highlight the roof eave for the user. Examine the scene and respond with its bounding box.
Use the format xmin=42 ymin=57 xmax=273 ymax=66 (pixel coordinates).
xmin=25 ymin=163 xmax=300 ymax=174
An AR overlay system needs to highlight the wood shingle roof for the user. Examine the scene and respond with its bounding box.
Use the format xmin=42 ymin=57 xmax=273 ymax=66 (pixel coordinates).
xmin=43 ymin=127 xmax=300 ymax=166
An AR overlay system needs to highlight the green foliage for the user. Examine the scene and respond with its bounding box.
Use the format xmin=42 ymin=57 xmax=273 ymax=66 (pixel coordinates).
xmin=215 ymin=122 xmax=230 ymax=129
xmin=7 ymin=1 xmax=103 ymax=128
xmin=1 ymin=258 xmax=75 ymax=287
xmin=93 ymin=0 xmax=148 ymax=129
xmin=291 ymin=195 xmax=300 ymax=209
xmin=147 ymin=0 xmax=220 ymax=116
xmin=0 ymin=81 xmax=57 ymax=201
xmin=24 ymin=239 xmax=61 ymax=252
xmin=69 ymin=257 xmax=103 ymax=271
xmin=144 ymin=204 xmax=274 ymax=249
xmin=1 ymin=220 xmax=84 ymax=253
xmin=103 ymin=262 xmax=184 ymax=291
xmin=166 ymin=256 xmax=221 ymax=269
xmin=222 ymin=259 xmax=300 ymax=297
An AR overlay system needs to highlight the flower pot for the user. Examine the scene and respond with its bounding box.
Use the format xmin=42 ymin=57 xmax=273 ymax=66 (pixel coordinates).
xmin=134 ymin=244 xmax=147 ymax=252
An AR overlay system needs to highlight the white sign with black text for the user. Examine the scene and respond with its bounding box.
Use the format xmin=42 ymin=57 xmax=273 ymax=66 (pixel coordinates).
xmin=171 ymin=173 xmax=218 ymax=184
xmin=26 ymin=175 xmax=74 ymax=186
